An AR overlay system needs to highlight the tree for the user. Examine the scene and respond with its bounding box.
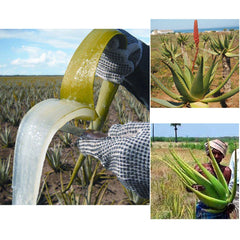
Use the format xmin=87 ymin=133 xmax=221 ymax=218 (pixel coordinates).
xmin=170 ymin=123 xmax=181 ymax=142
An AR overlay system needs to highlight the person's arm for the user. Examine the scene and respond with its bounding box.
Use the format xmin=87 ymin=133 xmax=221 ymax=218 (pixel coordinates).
xmin=223 ymin=166 xmax=232 ymax=185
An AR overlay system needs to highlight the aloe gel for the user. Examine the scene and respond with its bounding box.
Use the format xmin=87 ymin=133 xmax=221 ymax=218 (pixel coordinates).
xmin=12 ymin=99 xmax=96 ymax=204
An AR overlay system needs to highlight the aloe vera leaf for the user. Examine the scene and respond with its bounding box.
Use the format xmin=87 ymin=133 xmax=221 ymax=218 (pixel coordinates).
xmin=163 ymin=156 xmax=196 ymax=186
xmin=60 ymin=29 xmax=126 ymax=108
xmin=187 ymin=184 xmax=228 ymax=210
xmin=202 ymin=87 xmax=239 ymax=103
xmin=228 ymin=34 xmax=236 ymax=49
xmin=204 ymin=61 xmax=239 ymax=98
xmin=225 ymin=52 xmax=239 ymax=57
xmin=160 ymin=157 xmax=195 ymax=189
xmin=151 ymin=98 xmax=184 ymax=108
xmin=63 ymin=30 xmax=127 ymax=191
xmin=65 ymin=82 xmax=119 ymax=191
xmin=12 ymin=99 xmax=96 ymax=204
xmin=204 ymin=48 xmax=218 ymax=56
xmin=92 ymin=80 xmax=119 ymax=130
xmin=218 ymin=36 xmax=225 ymax=50
xmin=190 ymin=56 xmax=205 ymax=99
xmin=183 ymin=65 xmax=193 ymax=89
xmin=230 ymin=44 xmax=239 ymax=52
xmin=202 ymin=57 xmax=218 ymax=93
xmin=151 ymin=74 xmax=183 ymax=101
xmin=206 ymin=141 xmax=229 ymax=197
xmin=170 ymin=68 xmax=197 ymax=101
xmin=162 ymin=60 xmax=195 ymax=99
xmin=167 ymin=64 xmax=196 ymax=101
xmin=228 ymin=149 xmax=238 ymax=203
xmin=170 ymin=150 xmax=221 ymax=199
xmin=189 ymin=150 xmax=226 ymax=200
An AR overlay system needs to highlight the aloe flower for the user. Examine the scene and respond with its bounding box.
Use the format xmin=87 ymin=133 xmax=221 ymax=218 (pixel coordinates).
xmin=151 ymin=56 xmax=239 ymax=108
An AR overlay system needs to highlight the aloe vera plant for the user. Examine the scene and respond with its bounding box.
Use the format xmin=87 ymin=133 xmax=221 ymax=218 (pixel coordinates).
xmin=152 ymin=20 xmax=239 ymax=108
xmin=160 ymin=42 xmax=181 ymax=63
xmin=0 ymin=155 xmax=11 ymax=187
xmin=208 ymin=33 xmax=239 ymax=106
xmin=151 ymin=56 xmax=239 ymax=108
xmin=161 ymin=141 xmax=238 ymax=212
xmin=46 ymin=144 xmax=66 ymax=172
xmin=0 ymin=126 xmax=15 ymax=148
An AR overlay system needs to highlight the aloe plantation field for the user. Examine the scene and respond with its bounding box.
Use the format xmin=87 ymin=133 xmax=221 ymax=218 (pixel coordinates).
xmin=0 ymin=76 xmax=149 ymax=205
xmin=151 ymin=29 xmax=239 ymax=108
xmin=151 ymin=140 xmax=238 ymax=219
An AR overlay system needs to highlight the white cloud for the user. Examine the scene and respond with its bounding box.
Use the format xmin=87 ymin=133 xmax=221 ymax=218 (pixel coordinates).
xmin=11 ymin=47 xmax=69 ymax=68
xmin=20 ymin=46 xmax=42 ymax=56
xmin=0 ymin=64 xmax=7 ymax=68
xmin=46 ymin=50 xmax=69 ymax=66
xmin=0 ymin=29 xmax=91 ymax=49
xmin=11 ymin=53 xmax=46 ymax=67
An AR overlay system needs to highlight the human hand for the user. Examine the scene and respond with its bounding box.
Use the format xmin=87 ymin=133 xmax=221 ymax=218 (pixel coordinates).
xmin=96 ymin=29 xmax=142 ymax=85
xmin=226 ymin=203 xmax=235 ymax=214
xmin=77 ymin=122 xmax=150 ymax=199
xmin=96 ymin=29 xmax=149 ymax=110
xmin=192 ymin=184 xmax=205 ymax=191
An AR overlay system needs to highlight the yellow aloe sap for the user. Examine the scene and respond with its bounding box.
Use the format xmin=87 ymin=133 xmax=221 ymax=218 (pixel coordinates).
xmin=12 ymin=99 xmax=96 ymax=204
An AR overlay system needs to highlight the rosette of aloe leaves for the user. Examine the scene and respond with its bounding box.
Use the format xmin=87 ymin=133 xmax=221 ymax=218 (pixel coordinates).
xmin=151 ymin=20 xmax=239 ymax=108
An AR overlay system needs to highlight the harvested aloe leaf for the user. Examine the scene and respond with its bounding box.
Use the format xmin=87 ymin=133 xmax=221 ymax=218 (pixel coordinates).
xmin=12 ymin=29 xmax=127 ymax=204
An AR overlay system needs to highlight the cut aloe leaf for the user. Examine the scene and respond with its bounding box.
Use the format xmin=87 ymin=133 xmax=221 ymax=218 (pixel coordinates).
xmin=12 ymin=99 xmax=96 ymax=204
xmin=60 ymin=29 xmax=126 ymax=108
xmin=12 ymin=29 xmax=127 ymax=205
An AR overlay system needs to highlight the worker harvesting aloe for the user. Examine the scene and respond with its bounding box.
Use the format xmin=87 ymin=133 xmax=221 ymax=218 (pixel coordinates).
xmin=161 ymin=139 xmax=238 ymax=219
xmin=192 ymin=139 xmax=235 ymax=218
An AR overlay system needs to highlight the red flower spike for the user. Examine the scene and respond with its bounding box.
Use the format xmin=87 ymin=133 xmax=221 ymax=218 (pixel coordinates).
xmin=194 ymin=20 xmax=199 ymax=47
xmin=192 ymin=19 xmax=199 ymax=72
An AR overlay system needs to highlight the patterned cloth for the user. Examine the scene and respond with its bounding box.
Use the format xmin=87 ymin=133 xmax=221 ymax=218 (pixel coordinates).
xmin=78 ymin=122 xmax=150 ymax=199
xmin=204 ymin=139 xmax=228 ymax=157
xmin=196 ymin=201 xmax=230 ymax=219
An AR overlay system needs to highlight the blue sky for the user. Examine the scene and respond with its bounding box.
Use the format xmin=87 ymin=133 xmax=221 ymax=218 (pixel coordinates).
xmin=151 ymin=124 xmax=239 ymax=138
xmin=151 ymin=19 xmax=239 ymax=31
xmin=0 ymin=29 xmax=149 ymax=75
